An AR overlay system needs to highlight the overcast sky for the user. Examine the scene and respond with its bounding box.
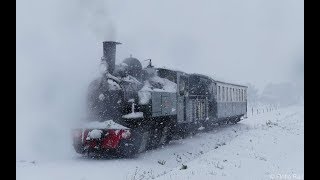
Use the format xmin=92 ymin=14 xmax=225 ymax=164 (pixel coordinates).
xmin=16 ymin=0 xmax=303 ymax=159
xmin=17 ymin=0 xmax=304 ymax=89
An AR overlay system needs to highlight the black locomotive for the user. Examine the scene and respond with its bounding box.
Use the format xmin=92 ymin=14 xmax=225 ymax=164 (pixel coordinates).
xmin=72 ymin=41 xmax=248 ymax=157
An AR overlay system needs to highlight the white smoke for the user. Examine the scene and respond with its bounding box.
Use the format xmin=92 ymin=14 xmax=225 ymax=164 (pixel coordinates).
xmin=16 ymin=0 xmax=117 ymax=161
xmin=79 ymin=0 xmax=117 ymax=41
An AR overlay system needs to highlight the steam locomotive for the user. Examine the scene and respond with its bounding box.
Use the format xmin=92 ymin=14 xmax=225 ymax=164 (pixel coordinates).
xmin=72 ymin=41 xmax=248 ymax=157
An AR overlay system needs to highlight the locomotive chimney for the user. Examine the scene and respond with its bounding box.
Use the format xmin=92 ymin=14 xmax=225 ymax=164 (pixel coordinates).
xmin=102 ymin=41 xmax=121 ymax=74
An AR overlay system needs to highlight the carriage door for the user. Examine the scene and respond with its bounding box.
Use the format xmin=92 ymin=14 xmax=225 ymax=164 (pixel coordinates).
xmin=177 ymin=74 xmax=188 ymax=123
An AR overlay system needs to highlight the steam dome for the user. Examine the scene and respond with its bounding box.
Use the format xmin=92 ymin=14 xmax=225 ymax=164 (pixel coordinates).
xmin=122 ymin=56 xmax=142 ymax=78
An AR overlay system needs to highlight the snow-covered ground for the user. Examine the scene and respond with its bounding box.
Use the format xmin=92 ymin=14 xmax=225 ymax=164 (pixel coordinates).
xmin=16 ymin=105 xmax=304 ymax=180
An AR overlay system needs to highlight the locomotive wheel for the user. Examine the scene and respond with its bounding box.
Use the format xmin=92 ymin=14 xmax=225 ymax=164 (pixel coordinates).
xmin=203 ymin=121 xmax=214 ymax=131
xmin=117 ymin=139 xmax=137 ymax=158
xmin=161 ymin=123 xmax=174 ymax=145
xmin=118 ymin=128 xmax=149 ymax=157
xmin=159 ymin=126 xmax=170 ymax=145
xmin=231 ymin=117 xmax=241 ymax=124
xmin=218 ymin=122 xmax=224 ymax=126
xmin=138 ymin=131 xmax=150 ymax=153
xmin=147 ymin=127 xmax=163 ymax=149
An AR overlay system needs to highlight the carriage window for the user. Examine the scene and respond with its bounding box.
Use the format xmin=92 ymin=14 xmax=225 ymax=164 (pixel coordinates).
xmin=235 ymin=89 xmax=237 ymax=101
xmin=222 ymin=87 xmax=225 ymax=102
xmin=243 ymin=89 xmax=244 ymax=101
xmin=244 ymin=89 xmax=247 ymax=101
xmin=243 ymin=89 xmax=245 ymax=101
xmin=235 ymin=89 xmax=238 ymax=101
xmin=226 ymin=87 xmax=228 ymax=101
xmin=241 ymin=89 xmax=243 ymax=101
xmin=218 ymin=86 xmax=220 ymax=101
xmin=220 ymin=87 xmax=221 ymax=101
xmin=227 ymin=88 xmax=229 ymax=102
xmin=237 ymin=89 xmax=239 ymax=101
xmin=226 ymin=87 xmax=228 ymax=102
xmin=179 ymin=77 xmax=187 ymax=96
xmin=232 ymin=88 xmax=234 ymax=102
xmin=230 ymin=88 xmax=233 ymax=102
xmin=220 ymin=87 xmax=222 ymax=101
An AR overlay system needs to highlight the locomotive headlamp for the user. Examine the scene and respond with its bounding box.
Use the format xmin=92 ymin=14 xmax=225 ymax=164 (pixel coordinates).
xmin=121 ymin=130 xmax=131 ymax=139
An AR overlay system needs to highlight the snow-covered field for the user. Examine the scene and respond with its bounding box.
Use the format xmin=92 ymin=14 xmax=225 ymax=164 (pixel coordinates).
xmin=16 ymin=105 xmax=304 ymax=180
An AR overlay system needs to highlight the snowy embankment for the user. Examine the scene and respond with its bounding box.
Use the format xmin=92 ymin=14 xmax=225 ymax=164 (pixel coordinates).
xmin=16 ymin=105 xmax=304 ymax=180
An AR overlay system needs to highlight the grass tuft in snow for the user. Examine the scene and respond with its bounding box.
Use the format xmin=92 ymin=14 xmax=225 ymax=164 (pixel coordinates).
xmin=180 ymin=164 xmax=188 ymax=170
xmin=157 ymin=160 xmax=166 ymax=165
xmin=214 ymin=161 xmax=224 ymax=170
xmin=266 ymin=120 xmax=279 ymax=127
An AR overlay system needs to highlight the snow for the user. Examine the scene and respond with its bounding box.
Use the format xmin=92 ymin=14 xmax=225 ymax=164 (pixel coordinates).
xmin=105 ymin=73 xmax=121 ymax=83
xmin=138 ymin=76 xmax=177 ymax=105
xmin=107 ymin=79 xmax=121 ymax=90
xmin=122 ymin=112 xmax=144 ymax=119
xmin=150 ymin=76 xmax=177 ymax=93
xmin=17 ymin=105 xmax=304 ymax=180
xmin=122 ymin=75 xmax=142 ymax=84
xmin=140 ymin=76 xmax=177 ymax=93
xmin=98 ymin=93 xmax=105 ymax=101
xmin=86 ymin=129 xmax=102 ymax=140
xmin=138 ymin=90 xmax=152 ymax=105
xmin=156 ymin=106 xmax=304 ymax=180
xmin=80 ymin=120 xmax=129 ymax=130
xmin=120 ymin=62 xmax=128 ymax=67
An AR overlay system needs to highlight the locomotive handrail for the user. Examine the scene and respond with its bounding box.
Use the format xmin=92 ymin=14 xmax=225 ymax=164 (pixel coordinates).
xmin=188 ymin=95 xmax=208 ymax=96
xmin=188 ymin=95 xmax=209 ymax=98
